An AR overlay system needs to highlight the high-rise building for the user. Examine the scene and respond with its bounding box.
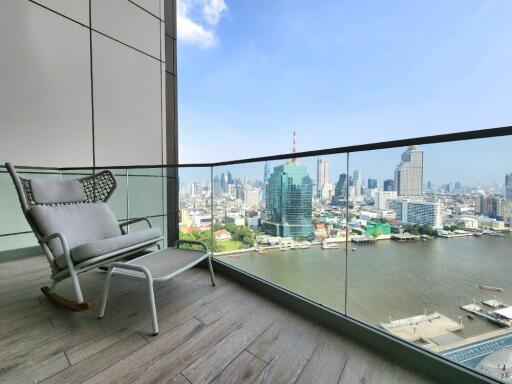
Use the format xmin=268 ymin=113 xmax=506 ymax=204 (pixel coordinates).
xmin=394 ymin=145 xmax=423 ymax=197
xmin=506 ymin=172 xmax=512 ymax=201
xmin=244 ymin=187 xmax=261 ymax=209
xmin=316 ymin=158 xmax=331 ymax=198
xmin=389 ymin=198 xmax=442 ymax=228
xmin=368 ymin=178 xmax=377 ymax=190
xmin=383 ymin=179 xmax=395 ymax=191
xmin=353 ymin=170 xmax=362 ymax=196
xmin=332 ymin=173 xmax=348 ymax=205
xmin=213 ymin=176 xmax=222 ymax=199
xmin=262 ymin=161 xmax=314 ymax=238
xmin=375 ymin=190 xmax=397 ymax=209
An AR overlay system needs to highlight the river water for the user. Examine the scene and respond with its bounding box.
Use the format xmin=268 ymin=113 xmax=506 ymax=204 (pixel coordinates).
xmin=219 ymin=233 xmax=512 ymax=339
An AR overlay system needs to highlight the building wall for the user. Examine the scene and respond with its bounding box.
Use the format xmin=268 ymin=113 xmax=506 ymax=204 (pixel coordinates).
xmin=0 ymin=0 xmax=178 ymax=256
xmin=0 ymin=0 xmax=177 ymax=168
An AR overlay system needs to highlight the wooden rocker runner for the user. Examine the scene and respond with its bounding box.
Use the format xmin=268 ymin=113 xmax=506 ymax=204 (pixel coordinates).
xmin=5 ymin=162 xmax=163 ymax=311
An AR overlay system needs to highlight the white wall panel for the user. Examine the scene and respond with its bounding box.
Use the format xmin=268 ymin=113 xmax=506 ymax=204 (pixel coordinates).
xmin=91 ymin=0 xmax=160 ymax=58
xmin=33 ymin=0 xmax=89 ymax=25
xmin=92 ymin=32 xmax=162 ymax=166
xmin=131 ymin=0 xmax=161 ymax=19
xmin=0 ymin=0 xmax=93 ymax=167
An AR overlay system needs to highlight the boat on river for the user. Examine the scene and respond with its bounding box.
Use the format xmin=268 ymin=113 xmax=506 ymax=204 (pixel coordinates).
xmin=479 ymin=285 xmax=504 ymax=292
xmin=322 ymin=243 xmax=339 ymax=250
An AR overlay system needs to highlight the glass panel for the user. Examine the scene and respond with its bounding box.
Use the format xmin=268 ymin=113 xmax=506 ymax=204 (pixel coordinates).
xmin=62 ymin=168 xmax=129 ymax=222
xmin=0 ymin=233 xmax=37 ymax=253
xmin=212 ymin=154 xmax=348 ymax=314
xmin=178 ymin=166 xmax=213 ymax=251
xmin=127 ymin=167 xmax=165 ymax=219
xmin=346 ymin=136 xmax=512 ymax=381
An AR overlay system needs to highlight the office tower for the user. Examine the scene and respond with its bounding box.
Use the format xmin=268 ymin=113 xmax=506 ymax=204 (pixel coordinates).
xmin=213 ymin=176 xmax=222 ymax=199
xmin=262 ymin=161 xmax=314 ymax=238
xmin=383 ymin=179 xmax=395 ymax=191
xmin=394 ymin=145 xmax=423 ymax=197
xmin=316 ymin=158 xmax=331 ymax=198
xmin=227 ymin=171 xmax=234 ymax=185
xmin=426 ymin=181 xmax=433 ymax=190
xmin=389 ymin=198 xmax=442 ymax=228
xmin=332 ymin=173 xmax=348 ymax=204
xmin=244 ymin=187 xmax=261 ymax=209
xmin=454 ymin=181 xmax=462 ymax=191
xmin=375 ymin=190 xmax=397 ymax=209
xmin=506 ymin=172 xmax=512 ymax=201
xmin=368 ymin=178 xmax=377 ymax=190
xmin=353 ymin=170 xmax=362 ymax=196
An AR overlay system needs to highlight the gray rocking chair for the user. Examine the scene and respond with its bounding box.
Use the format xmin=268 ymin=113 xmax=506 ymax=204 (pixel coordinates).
xmin=5 ymin=162 xmax=163 ymax=311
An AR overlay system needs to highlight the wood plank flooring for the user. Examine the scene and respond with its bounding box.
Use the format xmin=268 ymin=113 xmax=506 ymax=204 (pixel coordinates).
xmin=0 ymin=256 xmax=440 ymax=384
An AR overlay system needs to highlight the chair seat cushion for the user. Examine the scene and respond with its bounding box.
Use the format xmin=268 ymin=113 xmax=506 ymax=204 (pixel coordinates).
xmin=54 ymin=228 xmax=161 ymax=269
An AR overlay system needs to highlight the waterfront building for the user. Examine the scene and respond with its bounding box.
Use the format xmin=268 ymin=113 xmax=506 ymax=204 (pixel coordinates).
xmin=375 ymin=190 xmax=397 ymax=209
xmin=506 ymin=172 xmax=512 ymax=201
xmin=394 ymin=145 xmax=423 ymax=197
xmin=368 ymin=178 xmax=377 ymax=190
xmin=364 ymin=221 xmax=391 ymax=236
xmin=353 ymin=170 xmax=362 ymax=196
xmin=456 ymin=216 xmax=479 ymax=229
xmin=262 ymin=160 xmax=314 ymax=238
xmin=316 ymin=157 xmax=331 ymax=198
xmin=383 ymin=179 xmax=395 ymax=192
xmin=389 ymin=198 xmax=442 ymax=228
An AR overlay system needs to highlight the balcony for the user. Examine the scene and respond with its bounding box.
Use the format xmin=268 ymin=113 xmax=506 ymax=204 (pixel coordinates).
xmin=0 ymin=255 xmax=435 ymax=384
xmin=1 ymin=127 xmax=512 ymax=384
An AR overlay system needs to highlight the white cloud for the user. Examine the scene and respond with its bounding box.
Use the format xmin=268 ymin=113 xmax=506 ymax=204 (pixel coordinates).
xmin=177 ymin=0 xmax=228 ymax=49
xmin=202 ymin=0 xmax=228 ymax=25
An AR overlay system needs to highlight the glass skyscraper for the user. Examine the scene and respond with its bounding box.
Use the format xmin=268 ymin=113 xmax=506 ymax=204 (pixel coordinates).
xmin=262 ymin=160 xmax=314 ymax=238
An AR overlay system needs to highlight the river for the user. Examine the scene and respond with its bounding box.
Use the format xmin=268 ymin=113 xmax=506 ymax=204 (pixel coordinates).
xmin=218 ymin=233 xmax=512 ymax=339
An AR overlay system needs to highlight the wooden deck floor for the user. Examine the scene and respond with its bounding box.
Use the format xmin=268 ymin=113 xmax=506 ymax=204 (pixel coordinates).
xmin=0 ymin=256 xmax=440 ymax=384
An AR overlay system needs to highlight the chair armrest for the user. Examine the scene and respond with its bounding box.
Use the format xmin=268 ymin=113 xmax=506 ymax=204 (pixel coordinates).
xmin=174 ymin=239 xmax=209 ymax=252
xmin=39 ymin=232 xmax=75 ymax=269
xmin=119 ymin=217 xmax=153 ymax=229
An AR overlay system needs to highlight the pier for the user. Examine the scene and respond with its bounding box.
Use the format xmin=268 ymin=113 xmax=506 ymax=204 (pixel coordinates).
xmin=380 ymin=312 xmax=463 ymax=343
xmin=391 ymin=233 xmax=419 ymax=242
xmin=460 ymin=304 xmax=510 ymax=328
xmin=351 ymin=235 xmax=376 ymax=244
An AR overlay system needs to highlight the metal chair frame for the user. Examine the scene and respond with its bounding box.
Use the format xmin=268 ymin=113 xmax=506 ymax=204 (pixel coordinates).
xmin=5 ymin=162 xmax=163 ymax=308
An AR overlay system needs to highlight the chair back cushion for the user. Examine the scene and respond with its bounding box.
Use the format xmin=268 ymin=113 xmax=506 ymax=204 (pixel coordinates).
xmin=30 ymin=179 xmax=86 ymax=204
xmin=30 ymin=202 xmax=122 ymax=258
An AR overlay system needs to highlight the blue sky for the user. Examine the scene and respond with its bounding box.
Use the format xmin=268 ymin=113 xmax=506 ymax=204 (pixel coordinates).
xmin=177 ymin=0 xmax=512 ymax=171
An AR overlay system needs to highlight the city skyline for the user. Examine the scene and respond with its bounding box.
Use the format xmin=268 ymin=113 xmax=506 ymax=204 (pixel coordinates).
xmin=179 ymin=136 xmax=512 ymax=189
